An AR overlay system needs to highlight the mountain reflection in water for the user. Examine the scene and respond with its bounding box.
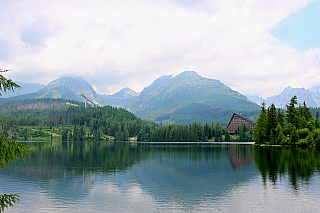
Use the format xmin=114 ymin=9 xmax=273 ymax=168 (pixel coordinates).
xmin=1 ymin=142 xmax=320 ymax=212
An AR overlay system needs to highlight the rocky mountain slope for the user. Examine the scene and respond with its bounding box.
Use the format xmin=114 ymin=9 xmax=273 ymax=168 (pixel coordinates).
xmin=247 ymin=86 xmax=320 ymax=108
xmin=265 ymin=86 xmax=320 ymax=108
xmin=0 ymin=76 xmax=111 ymax=106
xmin=126 ymin=71 xmax=260 ymax=125
xmin=0 ymin=72 xmax=261 ymax=125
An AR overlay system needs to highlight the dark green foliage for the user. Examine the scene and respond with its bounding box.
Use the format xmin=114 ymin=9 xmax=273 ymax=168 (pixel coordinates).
xmin=297 ymin=128 xmax=310 ymax=140
xmin=0 ymin=136 xmax=33 ymax=169
xmin=224 ymin=131 xmax=231 ymax=142
xmin=0 ymin=102 xmax=150 ymax=141
xmin=277 ymin=108 xmax=285 ymax=126
xmin=283 ymin=123 xmax=295 ymax=137
xmin=0 ymin=193 xmax=20 ymax=212
xmin=62 ymin=129 xmax=68 ymax=141
xmin=215 ymin=122 xmax=222 ymax=142
xmin=289 ymin=130 xmax=299 ymax=144
xmin=253 ymin=102 xmax=267 ymax=144
xmin=266 ymin=104 xmax=277 ymax=141
xmin=0 ymin=70 xmax=33 ymax=212
xmin=1 ymin=99 xmax=243 ymax=142
xmin=0 ymin=98 xmax=259 ymax=144
xmin=234 ymin=123 xmax=254 ymax=142
xmin=137 ymin=121 xmax=234 ymax=142
xmin=275 ymin=123 xmax=287 ymax=145
xmin=286 ymin=96 xmax=297 ymax=125
xmin=301 ymin=101 xmax=313 ymax=122
xmin=254 ymin=96 xmax=320 ymax=146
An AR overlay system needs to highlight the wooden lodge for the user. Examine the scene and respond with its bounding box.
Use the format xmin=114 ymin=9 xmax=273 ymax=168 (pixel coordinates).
xmin=227 ymin=113 xmax=256 ymax=135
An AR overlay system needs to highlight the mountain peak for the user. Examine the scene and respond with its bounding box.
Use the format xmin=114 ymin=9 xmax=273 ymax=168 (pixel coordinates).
xmin=37 ymin=76 xmax=110 ymax=105
xmin=112 ymin=87 xmax=139 ymax=98
xmin=128 ymin=70 xmax=259 ymax=122
xmin=179 ymin=71 xmax=200 ymax=76
xmin=140 ymin=75 xmax=172 ymax=95
xmin=121 ymin=87 xmax=132 ymax=91
xmin=266 ymin=86 xmax=319 ymax=108
xmin=174 ymin=71 xmax=202 ymax=79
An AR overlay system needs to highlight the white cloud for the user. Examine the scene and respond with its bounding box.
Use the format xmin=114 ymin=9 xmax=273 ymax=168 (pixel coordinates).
xmin=0 ymin=0 xmax=318 ymax=97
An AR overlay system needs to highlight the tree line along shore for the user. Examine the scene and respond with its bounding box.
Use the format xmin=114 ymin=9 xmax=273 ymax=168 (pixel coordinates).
xmin=0 ymin=99 xmax=253 ymax=142
xmin=2 ymin=95 xmax=320 ymax=146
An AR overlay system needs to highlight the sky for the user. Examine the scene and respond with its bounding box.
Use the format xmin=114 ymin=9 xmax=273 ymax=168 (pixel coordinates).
xmin=1 ymin=0 xmax=320 ymax=98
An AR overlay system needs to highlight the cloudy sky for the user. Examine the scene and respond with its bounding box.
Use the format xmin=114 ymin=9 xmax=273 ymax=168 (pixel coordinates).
xmin=1 ymin=0 xmax=320 ymax=98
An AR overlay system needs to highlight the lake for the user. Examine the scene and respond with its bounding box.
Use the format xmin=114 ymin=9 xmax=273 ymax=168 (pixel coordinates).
xmin=1 ymin=141 xmax=320 ymax=212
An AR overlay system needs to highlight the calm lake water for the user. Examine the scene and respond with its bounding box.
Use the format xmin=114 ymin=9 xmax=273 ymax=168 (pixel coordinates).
xmin=1 ymin=141 xmax=320 ymax=212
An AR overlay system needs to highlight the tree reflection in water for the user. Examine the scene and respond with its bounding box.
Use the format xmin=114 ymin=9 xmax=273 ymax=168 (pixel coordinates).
xmin=7 ymin=141 xmax=320 ymax=192
xmin=7 ymin=141 xmax=143 ymax=178
xmin=254 ymin=146 xmax=320 ymax=190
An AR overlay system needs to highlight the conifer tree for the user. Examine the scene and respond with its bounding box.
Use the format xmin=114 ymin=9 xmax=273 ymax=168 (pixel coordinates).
xmin=275 ymin=123 xmax=286 ymax=145
xmin=0 ymin=69 xmax=33 ymax=211
xmin=277 ymin=108 xmax=285 ymax=127
xmin=315 ymin=112 xmax=320 ymax=129
xmin=267 ymin=104 xmax=277 ymax=141
xmin=215 ymin=122 xmax=222 ymax=142
xmin=253 ymin=102 xmax=267 ymax=144
xmin=286 ymin=96 xmax=297 ymax=126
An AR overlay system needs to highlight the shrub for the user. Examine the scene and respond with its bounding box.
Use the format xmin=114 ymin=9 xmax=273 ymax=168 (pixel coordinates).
xmin=289 ymin=130 xmax=299 ymax=145
xmin=306 ymin=134 xmax=314 ymax=146
xmin=315 ymin=136 xmax=320 ymax=146
xmin=297 ymin=139 xmax=308 ymax=147
xmin=296 ymin=128 xmax=310 ymax=140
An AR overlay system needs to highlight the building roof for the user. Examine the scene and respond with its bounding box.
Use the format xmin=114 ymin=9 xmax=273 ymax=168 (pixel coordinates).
xmin=227 ymin=113 xmax=257 ymax=128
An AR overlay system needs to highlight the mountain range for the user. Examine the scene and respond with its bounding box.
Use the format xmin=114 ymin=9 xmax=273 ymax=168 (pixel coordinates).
xmin=7 ymin=71 xmax=320 ymax=125
xmin=0 ymin=71 xmax=261 ymax=126
xmin=247 ymin=85 xmax=320 ymax=108
xmin=126 ymin=71 xmax=260 ymax=124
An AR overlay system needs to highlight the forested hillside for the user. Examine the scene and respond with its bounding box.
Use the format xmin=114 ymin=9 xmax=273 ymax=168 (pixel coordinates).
xmin=154 ymin=103 xmax=260 ymax=126
xmin=0 ymin=98 xmax=78 ymax=113
xmin=0 ymin=101 xmax=149 ymax=141
xmin=0 ymin=98 xmax=253 ymax=142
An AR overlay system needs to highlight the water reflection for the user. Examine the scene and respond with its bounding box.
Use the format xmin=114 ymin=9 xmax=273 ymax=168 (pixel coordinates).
xmin=7 ymin=142 xmax=256 ymax=176
xmin=1 ymin=142 xmax=320 ymax=212
xmin=7 ymin=141 xmax=142 ymax=177
xmin=228 ymin=145 xmax=254 ymax=170
xmin=128 ymin=144 xmax=256 ymax=206
xmin=254 ymin=146 xmax=320 ymax=189
xmin=2 ymin=142 xmax=256 ymax=209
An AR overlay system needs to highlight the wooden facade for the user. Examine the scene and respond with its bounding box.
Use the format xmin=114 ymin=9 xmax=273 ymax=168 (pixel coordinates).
xmin=227 ymin=113 xmax=256 ymax=135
